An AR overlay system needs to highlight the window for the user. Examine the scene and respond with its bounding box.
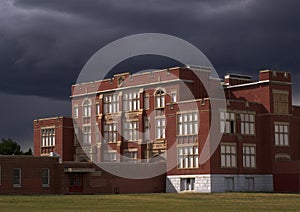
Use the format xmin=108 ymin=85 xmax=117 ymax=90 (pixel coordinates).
xmin=241 ymin=113 xmax=255 ymax=135
xmin=83 ymin=126 xmax=91 ymax=144
xmin=178 ymin=145 xmax=199 ymax=169
xmin=220 ymin=144 xmax=237 ymax=168
xmin=13 ymin=168 xmax=21 ymax=187
xmin=177 ymin=112 xmax=198 ymax=136
xmin=273 ymin=90 xmax=289 ymax=114
xmin=103 ymin=151 xmax=117 ymax=162
xmin=274 ymin=123 xmax=289 ymax=146
xmin=123 ymin=121 xmax=139 ymax=141
xmin=123 ymin=149 xmax=137 ymax=162
xmin=155 ymin=89 xmax=165 ymax=108
xmin=42 ymin=168 xmax=50 ymax=187
xmin=103 ymin=93 xmax=119 ymax=114
xmin=83 ymin=99 xmax=91 ymax=117
xmin=180 ymin=178 xmax=195 ymax=191
xmin=155 ymin=118 xmax=165 ymax=139
xmin=41 ymin=128 xmax=55 ymax=147
xmin=243 ymin=145 xmax=256 ymax=168
xmin=104 ymin=123 xmax=118 ymax=143
xmin=96 ymin=103 xmax=100 ymax=115
xmin=74 ymin=105 xmax=79 ymax=118
xmin=123 ymin=91 xmax=140 ymax=111
xmin=144 ymin=118 xmax=150 ymax=140
xmin=171 ymin=92 xmax=177 ymax=102
xmin=220 ymin=112 xmax=235 ymax=134
xmin=144 ymin=95 xmax=149 ymax=110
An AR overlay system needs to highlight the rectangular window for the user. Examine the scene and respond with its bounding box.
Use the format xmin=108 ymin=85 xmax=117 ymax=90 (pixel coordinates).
xmin=177 ymin=112 xmax=198 ymax=136
xmin=144 ymin=118 xmax=150 ymax=140
xmin=273 ymin=90 xmax=289 ymax=114
xmin=171 ymin=92 xmax=177 ymax=102
xmin=123 ymin=91 xmax=140 ymax=111
xmin=241 ymin=113 xmax=255 ymax=135
xmin=83 ymin=126 xmax=91 ymax=144
xmin=103 ymin=151 xmax=117 ymax=162
xmin=42 ymin=168 xmax=50 ymax=187
xmin=243 ymin=145 xmax=256 ymax=168
xmin=220 ymin=112 xmax=235 ymax=134
xmin=74 ymin=105 xmax=79 ymax=118
xmin=178 ymin=145 xmax=199 ymax=169
xmin=274 ymin=123 xmax=289 ymax=146
xmin=13 ymin=168 xmax=21 ymax=187
xmin=96 ymin=103 xmax=100 ymax=115
xmin=155 ymin=118 xmax=165 ymax=139
xmin=104 ymin=123 xmax=118 ymax=143
xmin=123 ymin=121 xmax=139 ymax=141
xmin=103 ymin=93 xmax=119 ymax=114
xmin=180 ymin=178 xmax=195 ymax=191
xmin=220 ymin=144 xmax=237 ymax=168
xmin=123 ymin=149 xmax=138 ymax=162
xmin=41 ymin=128 xmax=55 ymax=147
xmin=155 ymin=90 xmax=165 ymax=108
xmin=144 ymin=95 xmax=149 ymax=110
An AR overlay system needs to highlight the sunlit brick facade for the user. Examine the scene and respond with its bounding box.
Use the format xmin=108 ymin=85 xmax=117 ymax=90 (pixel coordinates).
xmin=31 ymin=66 xmax=300 ymax=193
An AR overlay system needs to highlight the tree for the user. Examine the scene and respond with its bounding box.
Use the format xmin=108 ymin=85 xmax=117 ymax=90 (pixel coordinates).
xmin=0 ymin=138 xmax=22 ymax=155
xmin=24 ymin=148 xmax=33 ymax=155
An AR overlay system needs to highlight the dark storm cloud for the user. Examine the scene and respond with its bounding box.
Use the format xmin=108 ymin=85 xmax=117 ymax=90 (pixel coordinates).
xmin=1 ymin=0 xmax=300 ymax=149
xmin=7 ymin=0 xmax=300 ymax=86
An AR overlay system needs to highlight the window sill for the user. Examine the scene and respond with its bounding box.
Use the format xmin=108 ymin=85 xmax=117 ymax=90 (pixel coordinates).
xmin=13 ymin=185 xmax=22 ymax=188
xmin=42 ymin=185 xmax=50 ymax=188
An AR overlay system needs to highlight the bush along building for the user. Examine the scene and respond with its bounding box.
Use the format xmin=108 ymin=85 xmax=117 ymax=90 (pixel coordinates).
xmin=1 ymin=66 xmax=299 ymax=195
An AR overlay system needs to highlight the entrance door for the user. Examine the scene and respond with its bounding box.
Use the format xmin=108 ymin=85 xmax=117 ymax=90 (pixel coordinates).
xmin=225 ymin=177 xmax=234 ymax=192
xmin=245 ymin=177 xmax=254 ymax=191
xmin=69 ymin=173 xmax=83 ymax=193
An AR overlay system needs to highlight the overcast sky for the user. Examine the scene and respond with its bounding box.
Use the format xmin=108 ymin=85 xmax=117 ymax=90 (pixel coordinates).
xmin=0 ymin=0 xmax=300 ymax=150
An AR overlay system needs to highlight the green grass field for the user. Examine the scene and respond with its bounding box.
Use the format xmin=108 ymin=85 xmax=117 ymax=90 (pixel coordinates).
xmin=0 ymin=193 xmax=299 ymax=211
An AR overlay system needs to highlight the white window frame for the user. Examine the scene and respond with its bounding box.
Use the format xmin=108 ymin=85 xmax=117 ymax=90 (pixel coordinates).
xmin=220 ymin=112 xmax=235 ymax=134
xmin=155 ymin=89 xmax=165 ymax=108
xmin=41 ymin=128 xmax=55 ymax=147
xmin=83 ymin=99 xmax=92 ymax=117
xmin=178 ymin=145 xmax=199 ymax=169
xmin=73 ymin=105 xmax=79 ymax=118
xmin=180 ymin=178 xmax=195 ymax=191
xmin=241 ymin=113 xmax=255 ymax=135
xmin=83 ymin=125 xmax=91 ymax=145
xmin=123 ymin=121 xmax=139 ymax=141
xmin=243 ymin=145 xmax=256 ymax=168
xmin=171 ymin=92 xmax=177 ymax=102
xmin=103 ymin=93 xmax=119 ymax=114
xmin=177 ymin=112 xmax=198 ymax=136
xmin=144 ymin=95 xmax=149 ymax=110
xmin=123 ymin=149 xmax=138 ymax=162
xmin=274 ymin=122 xmax=289 ymax=146
xmin=104 ymin=122 xmax=118 ymax=143
xmin=103 ymin=150 xmax=117 ymax=162
xmin=155 ymin=117 xmax=165 ymax=139
xmin=220 ymin=144 xmax=237 ymax=168
xmin=123 ymin=91 xmax=140 ymax=111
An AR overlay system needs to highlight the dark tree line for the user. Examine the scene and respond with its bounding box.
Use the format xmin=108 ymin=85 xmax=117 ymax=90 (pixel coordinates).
xmin=0 ymin=138 xmax=32 ymax=155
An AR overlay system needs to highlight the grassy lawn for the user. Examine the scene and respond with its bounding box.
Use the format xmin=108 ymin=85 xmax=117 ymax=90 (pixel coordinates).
xmin=0 ymin=193 xmax=299 ymax=211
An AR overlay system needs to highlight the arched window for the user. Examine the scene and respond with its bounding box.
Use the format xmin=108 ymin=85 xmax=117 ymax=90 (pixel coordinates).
xmin=83 ymin=99 xmax=91 ymax=117
xmin=155 ymin=89 xmax=165 ymax=108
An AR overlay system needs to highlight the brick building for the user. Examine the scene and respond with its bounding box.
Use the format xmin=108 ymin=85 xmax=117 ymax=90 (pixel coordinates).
xmin=29 ymin=66 xmax=300 ymax=193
